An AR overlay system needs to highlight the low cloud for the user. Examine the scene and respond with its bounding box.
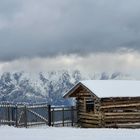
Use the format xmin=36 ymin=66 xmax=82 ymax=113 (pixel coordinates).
xmin=0 ymin=51 xmax=140 ymax=79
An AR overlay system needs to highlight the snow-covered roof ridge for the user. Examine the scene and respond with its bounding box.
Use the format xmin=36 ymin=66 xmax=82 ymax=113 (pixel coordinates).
xmin=80 ymin=80 xmax=140 ymax=98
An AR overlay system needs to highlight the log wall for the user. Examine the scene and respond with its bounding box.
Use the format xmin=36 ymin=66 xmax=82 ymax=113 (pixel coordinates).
xmin=76 ymin=89 xmax=140 ymax=128
xmin=75 ymin=88 xmax=101 ymax=128
xmin=100 ymin=97 xmax=140 ymax=128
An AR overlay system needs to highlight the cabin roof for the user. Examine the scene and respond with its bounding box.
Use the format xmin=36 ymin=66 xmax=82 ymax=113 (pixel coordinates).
xmin=63 ymin=80 xmax=140 ymax=98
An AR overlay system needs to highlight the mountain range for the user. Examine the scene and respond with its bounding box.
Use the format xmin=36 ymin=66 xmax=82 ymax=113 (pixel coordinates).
xmin=0 ymin=70 xmax=133 ymax=105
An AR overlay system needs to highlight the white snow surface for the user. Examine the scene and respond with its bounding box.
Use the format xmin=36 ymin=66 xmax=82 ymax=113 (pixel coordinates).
xmin=0 ymin=126 xmax=140 ymax=140
xmin=81 ymin=80 xmax=140 ymax=97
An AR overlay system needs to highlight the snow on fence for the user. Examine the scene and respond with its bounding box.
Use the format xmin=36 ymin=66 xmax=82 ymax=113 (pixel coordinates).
xmin=0 ymin=102 xmax=77 ymax=128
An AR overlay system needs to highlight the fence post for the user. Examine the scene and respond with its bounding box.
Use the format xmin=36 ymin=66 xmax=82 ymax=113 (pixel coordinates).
xmin=24 ymin=105 xmax=28 ymax=128
xmin=7 ymin=104 xmax=11 ymax=126
xmin=62 ymin=107 xmax=64 ymax=126
xmin=71 ymin=106 xmax=74 ymax=127
xmin=48 ymin=105 xmax=51 ymax=126
xmin=15 ymin=105 xmax=18 ymax=127
xmin=52 ymin=108 xmax=54 ymax=126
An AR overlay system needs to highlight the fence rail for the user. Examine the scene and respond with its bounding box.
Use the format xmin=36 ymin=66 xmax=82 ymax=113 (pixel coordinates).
xmin=0 ymin=102 xmax=77 ymax=128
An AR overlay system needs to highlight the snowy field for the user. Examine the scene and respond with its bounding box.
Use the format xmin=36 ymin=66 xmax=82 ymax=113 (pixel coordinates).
xmin=0 ymin=126 xmax=140 ymax=140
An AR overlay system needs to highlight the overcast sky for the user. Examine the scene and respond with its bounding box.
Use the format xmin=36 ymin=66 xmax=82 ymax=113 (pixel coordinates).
xmin=0 ymin=0 xmax=140 ymax=78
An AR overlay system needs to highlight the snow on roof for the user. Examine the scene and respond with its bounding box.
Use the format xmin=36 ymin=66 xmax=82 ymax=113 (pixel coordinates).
xmin=80 ymin=80 xmax=140 ymax=98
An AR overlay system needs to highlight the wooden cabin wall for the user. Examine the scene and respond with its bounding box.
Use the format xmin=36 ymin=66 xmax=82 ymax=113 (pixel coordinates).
xmin=75 ymin=88 xmax=101 ymax=128
xmin=77 ymin=94 xmax=140 ymax=128
xmin=100 ymin=97 xmax=140 ymax=128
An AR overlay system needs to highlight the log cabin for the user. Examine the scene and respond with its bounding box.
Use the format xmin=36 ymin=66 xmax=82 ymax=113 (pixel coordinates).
xmin=63 ymin=80 xmax=140 ymax=128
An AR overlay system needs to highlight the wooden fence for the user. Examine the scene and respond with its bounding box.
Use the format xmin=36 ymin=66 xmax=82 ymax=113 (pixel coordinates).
xmin=0 ymin=102 xmax=77 ymax=128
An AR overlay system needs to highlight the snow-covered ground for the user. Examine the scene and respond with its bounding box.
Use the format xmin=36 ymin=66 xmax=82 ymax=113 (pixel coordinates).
xmin=0 ymin=126 xmax=140 ymax=140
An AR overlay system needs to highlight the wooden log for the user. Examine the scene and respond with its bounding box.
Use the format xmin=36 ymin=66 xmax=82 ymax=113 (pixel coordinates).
xmin=80 ymin=122 xmax=99 ymax=128
xmin=101 ymin=97 xmax=140 ymax=102
xmin=102 ymin=108 xmax=140 ymax=113
xmin=78 ymin=112 xmax=99 ymax=118
xmin=79 ymin=115 xmax=99 ymax=121
xmin=105 ymin=112 xmax=140 ymax=116
xmin=101 ymin=99 xmax=140 ymax=105
xmin=100 ymin=103 xmax=140 ymax=109
xmin=104 ymin=119 xmax=140 ymax=123
xmin=79 ymin=118 xmax=99 ymax=124
xmin=105 ymin=123 xmax=140 ymax=128
xmin=101 ymin=100 xmax=140 ymax=106
xmin=105 ymin=115 xmax=140 ymax=119
xmin=78 ymin=93 xmax=91 ymax=96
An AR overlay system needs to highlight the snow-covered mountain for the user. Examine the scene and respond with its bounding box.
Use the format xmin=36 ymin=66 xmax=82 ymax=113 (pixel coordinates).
xmin=0 ymin=70 xmax=133 ymax=105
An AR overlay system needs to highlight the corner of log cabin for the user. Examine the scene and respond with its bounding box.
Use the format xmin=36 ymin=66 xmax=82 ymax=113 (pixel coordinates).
xmin=70 ymin=85 xmax=101 ymax=128
xmin=64 ymin=80 xmax=140 ymax=128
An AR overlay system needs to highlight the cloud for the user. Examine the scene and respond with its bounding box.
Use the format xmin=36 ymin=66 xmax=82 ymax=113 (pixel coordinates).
xmin=0 ymin=0 xmax=140 ymax=61
xmin=0 ymin=51 xmax=140 ymax=79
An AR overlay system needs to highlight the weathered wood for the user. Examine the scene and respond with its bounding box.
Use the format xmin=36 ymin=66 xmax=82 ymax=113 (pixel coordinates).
xmin=79 ymin=119 xmax=99 ymax=125
xmin=105 ymin=123 xmax=140 ymax=128
xmin=105 ymin=112 xmax=140 ymax=116
xmin=101 ymin=103 xmax=140 ymax=109
xmin=79 ymin=115 xmax=99 ymax=121
xmin=75 ymin=87 xmax=140 ymax=128
xmin=105 ymin=115 xmax=140 ymax=119
xmin=101 ymin=100 xmax=140 ymax=106
xmin=101 ymin=97 xmax=140 ymax=101
xmin=79 ymin=112 xmax=99 ymax=117
xmin=80 ymin=122 xmax=99 ymax=128
xmin=105 ymin=119 xmax=140 ymax=124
